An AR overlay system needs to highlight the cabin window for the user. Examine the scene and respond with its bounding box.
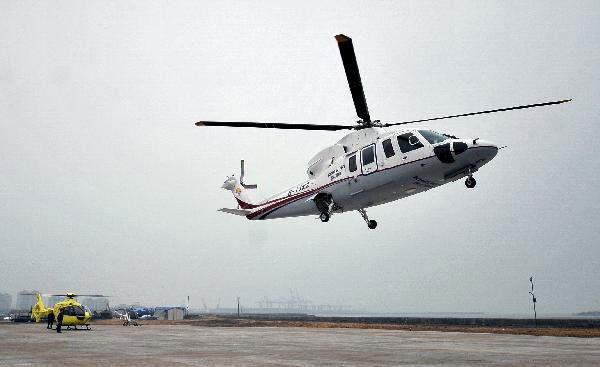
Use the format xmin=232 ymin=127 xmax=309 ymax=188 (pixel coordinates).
xmin=349 ymin=155 xmax=357 ymax=172
xmin=63 ymin=306 xmax=74 ymax=316
xmin=382 ymin=139 xmax=395 ymax=158
xmin=397 ymin=133 xmax=424 ymax=153
xmin=418 ymin=130 xmax=449 ymax=145
xmin=362 ymin=145 xmax=375 ymax=166
xmin=62 ymin=305 xmax=85 ymax=316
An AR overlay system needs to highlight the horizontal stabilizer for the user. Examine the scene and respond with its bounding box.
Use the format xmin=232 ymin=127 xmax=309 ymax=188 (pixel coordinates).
xmin=219 ymin=208 xmax=251 ymax=216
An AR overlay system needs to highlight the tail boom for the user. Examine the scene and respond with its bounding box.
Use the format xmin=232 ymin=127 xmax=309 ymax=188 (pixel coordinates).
xmin=31 ymin=293 xmax=52 ymax=322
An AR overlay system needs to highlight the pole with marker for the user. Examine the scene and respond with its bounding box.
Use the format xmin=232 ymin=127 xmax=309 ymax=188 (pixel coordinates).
xmin=529 ymin=276 xmax=537 ymax=328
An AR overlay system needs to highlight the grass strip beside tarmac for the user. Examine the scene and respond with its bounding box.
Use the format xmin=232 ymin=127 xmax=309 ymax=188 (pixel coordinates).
xmin=92 ymin=316 xmax=600 ymax=338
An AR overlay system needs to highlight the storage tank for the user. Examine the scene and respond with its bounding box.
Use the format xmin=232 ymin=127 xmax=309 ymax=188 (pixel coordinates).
xmin=167 ymin=308 xmax=185 ymax=321
xmin=0 ymin=293 xmax=12 ymax=313
xmin=16 ymin=290 xmax=39 ymax=311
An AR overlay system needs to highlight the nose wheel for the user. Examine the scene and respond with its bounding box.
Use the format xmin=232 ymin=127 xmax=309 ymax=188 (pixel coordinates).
xmin=465 ymin=176 xmax=476 ymax=188
xmin=465 ymin=166 xmax=477 ymax=188
xmin=319 ymin=212 xmax=330 ymax=222
xmin=358 ymin=209 xmax=377 ymax=229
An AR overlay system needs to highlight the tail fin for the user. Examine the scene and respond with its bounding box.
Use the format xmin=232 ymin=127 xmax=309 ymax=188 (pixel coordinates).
xmin=222 ymin=176 xmax=256 ymax=209
xmin=218 ymin=208 xmax=252 ymax=216
xmin=221 ymin=160 xmax=258 ymax=209
xmin=31 ymin=293 xmax=50 ymax=322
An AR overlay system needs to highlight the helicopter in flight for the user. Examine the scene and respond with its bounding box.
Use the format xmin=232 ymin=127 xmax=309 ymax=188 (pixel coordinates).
xmin=29 ymin=292 xmax=107 ymax=330
xmin=196 ymin=34 xmax=570 ymax=229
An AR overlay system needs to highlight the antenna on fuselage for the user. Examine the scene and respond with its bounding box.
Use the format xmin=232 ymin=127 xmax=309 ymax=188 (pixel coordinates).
xmin=240 ymin=160 xmax=257 ymax=189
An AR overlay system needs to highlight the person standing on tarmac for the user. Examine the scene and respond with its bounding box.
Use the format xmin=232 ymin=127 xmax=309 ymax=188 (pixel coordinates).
xmin=56 ymin=309 xmax=64 ymax=333
xmin=47 ymin=311 xmax=55 ymax=329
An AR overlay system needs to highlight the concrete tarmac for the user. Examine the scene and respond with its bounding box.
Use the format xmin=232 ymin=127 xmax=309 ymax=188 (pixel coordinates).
xmin=1 ymin=323 xmax=599 ymax=366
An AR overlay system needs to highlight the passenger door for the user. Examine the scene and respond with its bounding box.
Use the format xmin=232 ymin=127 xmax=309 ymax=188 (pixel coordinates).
xmin=396 ymin=132 xmax=424 ymax=160
xmin=346 ymin=153 xmax=359 ymax=179
xmin=379 ymin=138 xmax=397 ymax=168
xmin=361 ymin=144 xmax=377 ymax=175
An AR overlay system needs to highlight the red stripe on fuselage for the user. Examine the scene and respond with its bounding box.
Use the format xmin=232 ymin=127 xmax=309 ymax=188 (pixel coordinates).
xmin=245 ymin=154 xmax=441 ymax=220
xmin=246 ymin=179 xmax=343 ymax=220
xmin=245 ymin=145 xmax=497 ymax=220
xmin=236 ymin=197 xmax=258 ymax=209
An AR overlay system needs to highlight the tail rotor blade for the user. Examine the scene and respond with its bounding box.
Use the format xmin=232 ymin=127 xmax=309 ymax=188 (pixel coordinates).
xmin=335 ymin=34 xmax=370 ymax=122
xmin=240 ymin=160 xmax=257 ymax=189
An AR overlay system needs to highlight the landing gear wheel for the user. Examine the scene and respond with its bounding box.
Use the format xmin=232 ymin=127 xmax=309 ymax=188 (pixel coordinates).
xmin=465 ymin=176 xmax=476 ymax=188
xmin=319 ymin=212 xmax=330 ymax=222
xmin=358 ymin=209 xmax=377 ymax=230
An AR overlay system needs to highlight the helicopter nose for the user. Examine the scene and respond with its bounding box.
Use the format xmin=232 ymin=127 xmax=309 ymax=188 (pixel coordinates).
xmin=470 ymin=139 xmax=498 ymax=161
xmin=435 ymin=139 xmax=498 ymax=164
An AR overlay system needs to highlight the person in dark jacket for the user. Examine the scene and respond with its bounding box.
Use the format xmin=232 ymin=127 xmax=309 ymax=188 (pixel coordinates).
xmin=47 ymin=311 xmax=55 ymax=329
xmin=56 ymin=309 xmax=64 ymax=333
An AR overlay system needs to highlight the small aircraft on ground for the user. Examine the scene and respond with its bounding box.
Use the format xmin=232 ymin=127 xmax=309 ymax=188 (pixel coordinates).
xmin=29 ymin=292 xmax=108 ymax=330
xmin=196 ymin=34 xmax=570 ymax=229
xmin=113 ymin=309 xmax=140 ymax=326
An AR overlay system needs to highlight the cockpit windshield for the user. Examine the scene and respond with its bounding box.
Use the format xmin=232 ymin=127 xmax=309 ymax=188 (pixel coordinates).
xmin=418 ymin=130 xmax=452 ymax=145
xmin=63 ymin=305 xmax=86 ymax=316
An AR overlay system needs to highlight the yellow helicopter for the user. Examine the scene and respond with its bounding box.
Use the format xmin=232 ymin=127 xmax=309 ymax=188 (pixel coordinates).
xmin=29 ymin=292 xmax=108 ymax=330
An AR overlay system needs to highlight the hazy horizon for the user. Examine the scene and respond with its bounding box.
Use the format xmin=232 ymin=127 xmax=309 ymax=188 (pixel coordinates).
xmin=2 ymin=1 xmax=599 ymax=316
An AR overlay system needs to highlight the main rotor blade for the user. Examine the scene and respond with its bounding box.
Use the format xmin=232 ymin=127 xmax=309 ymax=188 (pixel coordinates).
xmin=74 ymin=294 xmax=110 ymax=297
xmin=48 ymin=294 xmax=109 ymax=297
xmin=196 ymin=121 xmax=353 ymax=131
xmin=19 ymin=292 xmax=109 ymax=297
xmin=384 ymin=99 xmax=572 ymax=127
xmin=335 ymin=34 xmax=371 ymax=122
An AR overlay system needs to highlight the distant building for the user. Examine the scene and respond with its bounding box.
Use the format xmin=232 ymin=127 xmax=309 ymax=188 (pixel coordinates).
xmin=167 ymin=308 xmax=185 ymax=321
xmin=154 ymin=307 xmax=186 ymax=320
xmin=79 ymin=297 xmax=109 ymax=312
xmin=46 ymin=296 xmax=64 ymax=308
xmin=16 ymin=290 xmax=39 ymax=311
xmin=0 ymin=293 xmax=12 ymax=313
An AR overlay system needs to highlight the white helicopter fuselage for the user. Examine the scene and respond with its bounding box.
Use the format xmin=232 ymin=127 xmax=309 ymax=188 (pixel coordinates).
xmin=223 ymin=127 xmax=498 ymax=221
xmin=206 ymin=34 xmax=569 ymax=228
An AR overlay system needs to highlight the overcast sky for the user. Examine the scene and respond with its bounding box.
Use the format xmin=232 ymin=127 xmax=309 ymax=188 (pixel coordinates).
xmin=1 ymin=1 xmax=599 ymax=315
